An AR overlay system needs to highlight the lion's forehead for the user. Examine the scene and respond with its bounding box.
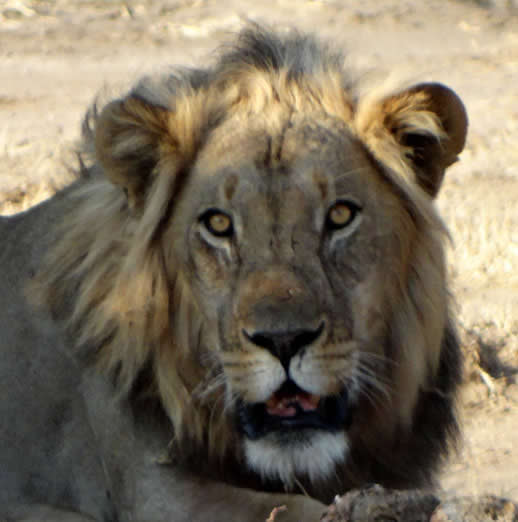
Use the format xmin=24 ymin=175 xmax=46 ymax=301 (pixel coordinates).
xmin=192 ymin=112 xmax=378 ymax=207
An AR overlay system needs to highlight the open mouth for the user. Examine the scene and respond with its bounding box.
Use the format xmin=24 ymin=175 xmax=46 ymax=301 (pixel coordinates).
xmin=237 ymin=380 xmax=352 ymax=440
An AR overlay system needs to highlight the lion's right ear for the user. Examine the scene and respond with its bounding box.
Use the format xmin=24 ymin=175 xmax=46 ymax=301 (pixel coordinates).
xmin=94 ymin=96 xmax=171 ymax=210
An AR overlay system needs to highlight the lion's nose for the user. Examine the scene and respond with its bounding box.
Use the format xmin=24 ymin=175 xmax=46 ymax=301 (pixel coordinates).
xmin=243 ymin=322 xmax=325 ymax=371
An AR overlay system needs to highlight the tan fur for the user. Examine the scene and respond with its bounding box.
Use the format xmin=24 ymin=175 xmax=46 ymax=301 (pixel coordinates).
xmin=20 ymin=26 xmax=467 ymax=514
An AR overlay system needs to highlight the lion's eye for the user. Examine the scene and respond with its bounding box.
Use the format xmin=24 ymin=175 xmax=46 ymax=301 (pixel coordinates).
xmin=326 ymin=201 xmax=360 ymax=230
xmin=200 ymin=209 xmax=234 ymax=237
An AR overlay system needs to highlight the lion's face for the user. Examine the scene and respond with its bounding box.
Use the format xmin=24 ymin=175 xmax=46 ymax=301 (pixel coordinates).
xmin=49 ymin=28 xmax=466 ymax=492
xmin=169 ymin=111 xmax=412 ymax=482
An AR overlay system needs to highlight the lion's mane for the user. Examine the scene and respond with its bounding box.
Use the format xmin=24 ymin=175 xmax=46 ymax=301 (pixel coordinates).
xmin=34 ymin=26 xmax=465 ymax=495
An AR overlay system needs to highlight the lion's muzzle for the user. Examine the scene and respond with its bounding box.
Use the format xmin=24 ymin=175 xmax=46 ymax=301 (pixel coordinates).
xmin=234 ymin=296 xmax=352 ymax=439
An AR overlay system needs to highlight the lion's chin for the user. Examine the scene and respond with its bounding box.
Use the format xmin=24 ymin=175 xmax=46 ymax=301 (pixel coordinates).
xmin=236 ymin=380 xmax=351 ymax=485
xmin=243 ymin=431 xmax=348 ymax=486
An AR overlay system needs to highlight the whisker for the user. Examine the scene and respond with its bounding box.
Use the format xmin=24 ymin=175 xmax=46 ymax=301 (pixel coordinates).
xmin=357 ymin=350 xmax=398 ymax=367
xmin=208 ymin=388 xmax=227 ymax=429
xmin=358 ymin=378 xmax=390 ymax=400
xmin=192 ymin=361 xmax=226 ymax=400
xmin=353 ymin=362 xmax=392 ymax=406
xmin=344 ymin=372 xmax=382 ymax=407
xmin=223 ymin=365 xmax=271 ymax=380
xmin=311 ymin=352 xmax=350 ymax=361
xmin=195 ymin=374 xmax=227 ymax=400
xmin=294 ymin=476 xmax=310 ymax=498
xmin=222 ymin=387 xmax=239 ymax=416
xmin=357 ymin=357 xmax=391 ymax=385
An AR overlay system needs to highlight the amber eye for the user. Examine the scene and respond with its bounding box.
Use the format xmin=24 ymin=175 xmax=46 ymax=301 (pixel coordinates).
xmin=326 ymin=201 xmax=359 ymax=230
xmin=200 ymin=209 xmax=234 ymax=237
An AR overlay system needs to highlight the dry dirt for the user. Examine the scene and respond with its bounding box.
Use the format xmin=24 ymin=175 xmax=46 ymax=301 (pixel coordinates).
xmin=1 ymin=0 xmax=518 ymax=513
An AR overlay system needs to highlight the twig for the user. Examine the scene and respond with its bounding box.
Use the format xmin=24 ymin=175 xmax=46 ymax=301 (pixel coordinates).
xmin=266 ymin=505 xmax=287 ymax=521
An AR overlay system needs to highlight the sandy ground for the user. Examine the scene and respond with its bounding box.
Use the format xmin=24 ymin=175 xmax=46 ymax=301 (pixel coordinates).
xmin=1 ymin=0 xmax=518 ymax=504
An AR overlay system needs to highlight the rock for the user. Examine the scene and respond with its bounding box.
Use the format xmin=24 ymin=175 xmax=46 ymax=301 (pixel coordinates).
xmin=319 ymin=486 xmax=518 ymax=522
xmin=431 ymin=495 xmax=518 ymax=522
xmin=320 ymin=485 xmax=440 ymax=521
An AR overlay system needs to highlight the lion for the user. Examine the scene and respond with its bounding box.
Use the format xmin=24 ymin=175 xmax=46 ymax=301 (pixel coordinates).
xmin=0 ymin=26 xmax=467 ymax=522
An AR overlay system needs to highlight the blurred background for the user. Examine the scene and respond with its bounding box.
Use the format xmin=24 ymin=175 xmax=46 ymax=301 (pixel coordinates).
xmin=1 ymin=0 xmax=517 ymax=499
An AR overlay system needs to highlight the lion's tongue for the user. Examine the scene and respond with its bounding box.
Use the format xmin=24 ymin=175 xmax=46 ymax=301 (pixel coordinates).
xmin=265 ymin=392 xmax=320 ymax=417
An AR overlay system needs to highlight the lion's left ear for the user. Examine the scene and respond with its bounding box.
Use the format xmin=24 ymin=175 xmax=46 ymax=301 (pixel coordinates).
xmin=358 ymin=83 xmax=468 ymax=197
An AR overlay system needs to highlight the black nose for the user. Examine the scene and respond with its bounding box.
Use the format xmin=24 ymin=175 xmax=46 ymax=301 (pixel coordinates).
xmin=244 ymin=322 xmax=325 ymax=371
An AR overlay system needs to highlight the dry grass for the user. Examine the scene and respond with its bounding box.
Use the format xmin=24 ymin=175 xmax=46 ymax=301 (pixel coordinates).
xmin=0 ymin=133 xmax=75 ymax=214
xmin=436 ymin=168 xmax=518 ymax=383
